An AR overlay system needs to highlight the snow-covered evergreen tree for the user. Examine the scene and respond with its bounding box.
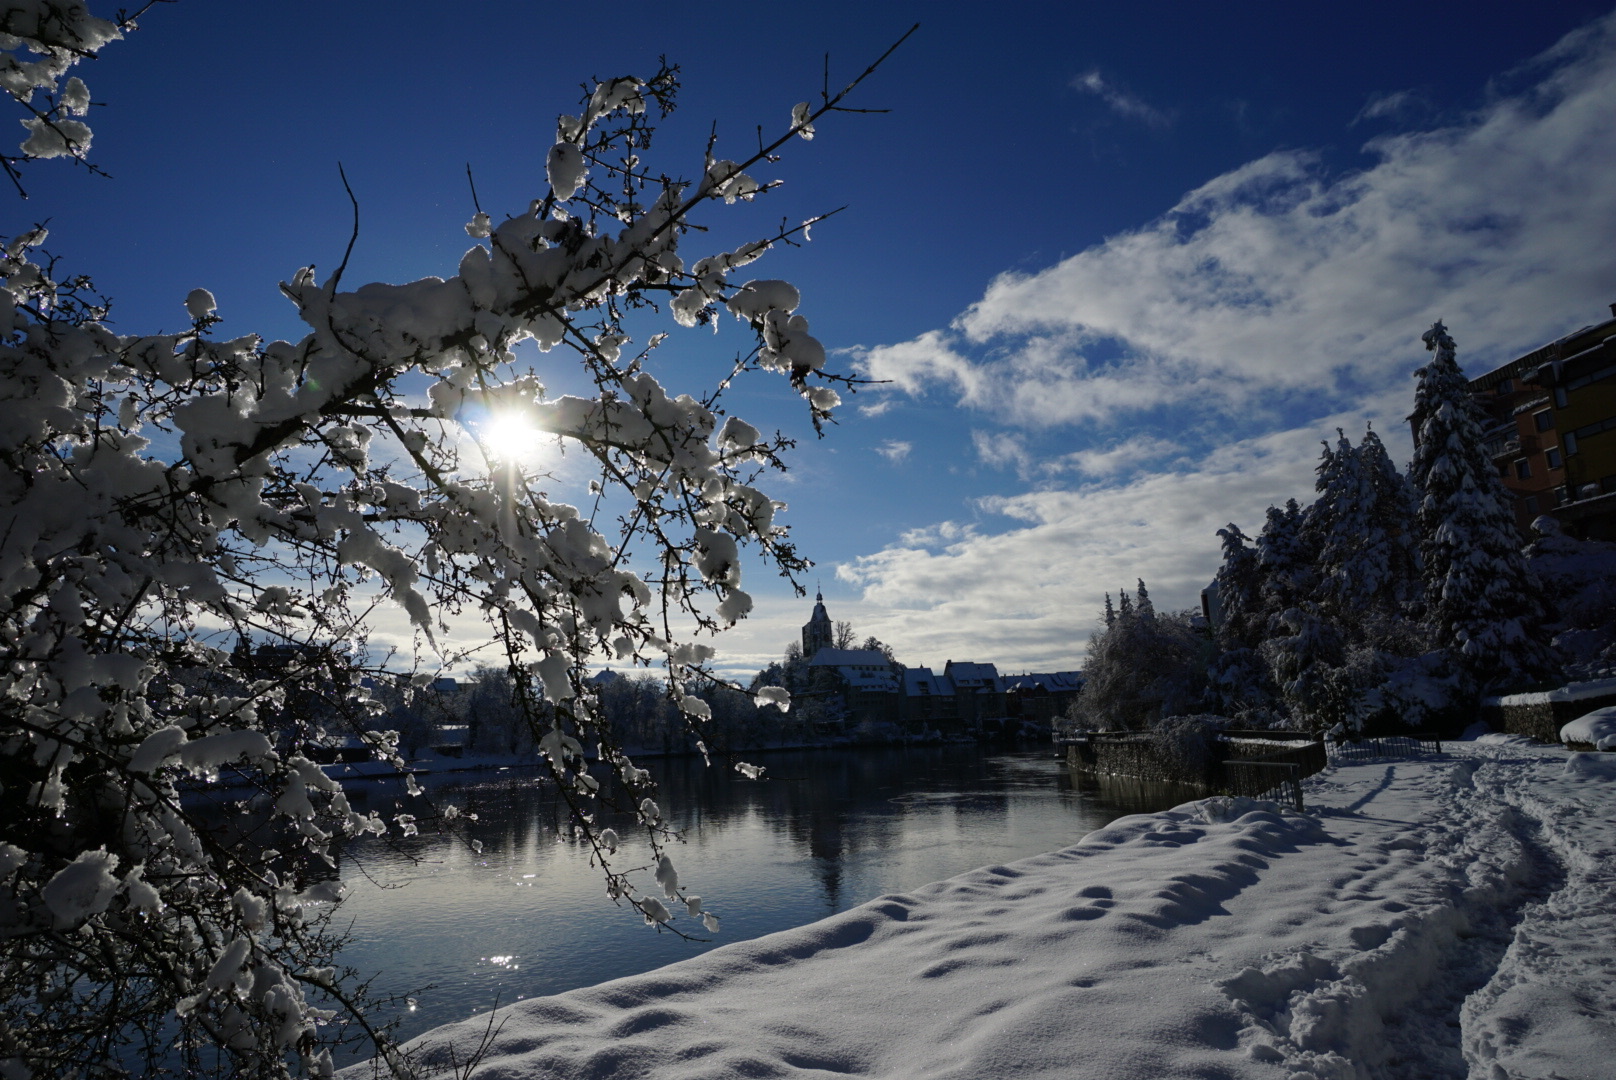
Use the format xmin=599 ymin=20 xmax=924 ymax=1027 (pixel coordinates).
xmin=1254 ymin=498 xmax=1313 ymax=624
xmin=1306 ymin=427 xmax=1423 ymax=626
xmin=1408 ymin=322 xmax=1556 ymax=689
xmin=1211 ymin=524 xmax=1264 ymax=650
xmin=1135 ymin=579 xmax=1155 ymax=621
xmin=1259 ymin=603 xmax=1347 ymax=732
xmin=1206 ymin=523 xmax=1284 ymax=723
xmin=1358 ymin=424 xmax=1424 ymax=613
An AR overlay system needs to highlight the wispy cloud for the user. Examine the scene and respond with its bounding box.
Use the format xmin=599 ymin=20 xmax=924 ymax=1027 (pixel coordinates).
xmin=1351 ymin=88 xmax=1432 ymax=126
xmin=971 ymin=429 xmax=1034 ymax=475
xmin=1072 ymin=69 xmax=1174 ymax=129
xmin=862 ymin=13 xmax=1616 ymax=440
xmin=1060 ymin=435 xmax=1181 ymax=478
xmin=875 ymin=439 xmax=912 ymax=462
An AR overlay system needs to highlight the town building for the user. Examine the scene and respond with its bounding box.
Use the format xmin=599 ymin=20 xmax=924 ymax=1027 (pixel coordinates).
xmin=1464 ymin=304 xmax=1616 ymax=539
xmin=808 ymin=647 xmax=902 ymax=729
xmin=795 ymin=595 xmax=1081 ymax=736
xmin=1001 ymin=670 xmax=1086 ymax=726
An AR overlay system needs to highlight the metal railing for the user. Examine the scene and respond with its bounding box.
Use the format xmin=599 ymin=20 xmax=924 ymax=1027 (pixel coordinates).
xmin=1221 ymin=759 xmax=1304 ymax=811
xmin=1326 ymin=733 xmax=1443 ymax=763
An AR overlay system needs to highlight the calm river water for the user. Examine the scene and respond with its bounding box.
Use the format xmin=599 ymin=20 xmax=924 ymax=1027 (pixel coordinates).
xmin=327 ymin=744 xmax=1191 ymax=1047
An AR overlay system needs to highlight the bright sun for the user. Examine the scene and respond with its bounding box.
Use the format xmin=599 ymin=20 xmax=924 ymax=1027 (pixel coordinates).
xmin=478 ymin=411 xmax=543 ymax=465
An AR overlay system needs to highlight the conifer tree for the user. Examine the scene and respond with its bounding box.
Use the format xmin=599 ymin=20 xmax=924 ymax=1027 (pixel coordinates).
xmin=1358 ymin=424 xmax=1424 ymax=613
xmin=1306 ymin=427 xmax=1423 ymax=625
xmin=1254 ymin=498 xmax=1313 ymax=620
xmin=1135 ymin=579 xmax=1156 ymax=621
xmin=1211 ymin=524 xmax=1264 ymax=650
xmin=1207 ymin=524 xmax=1284 ymax=723
xmin=1408 ymin=321 xmax=1555 ymax=689
xmin=1103 ymin=592 xmax=1116 ymax=628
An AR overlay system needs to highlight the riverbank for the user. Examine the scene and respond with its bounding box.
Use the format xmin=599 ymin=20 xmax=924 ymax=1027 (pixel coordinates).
xmin=343 ymin=738 xmax=1615 ymax=1080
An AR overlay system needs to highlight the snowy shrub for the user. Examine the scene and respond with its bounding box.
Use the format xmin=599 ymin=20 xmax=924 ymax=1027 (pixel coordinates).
xmin=1352 ymin=650 xmax=1472 ymax=735
xmin=1147 ymin=714 xmax=1231 ymax=779
xmin=0 ymin=10 xmax=907 ymax=1077
xmin=1525 ymin=515 xmax=1616 ymax=648
xmin=1066 ymin=585 xmax=1211 ymax=732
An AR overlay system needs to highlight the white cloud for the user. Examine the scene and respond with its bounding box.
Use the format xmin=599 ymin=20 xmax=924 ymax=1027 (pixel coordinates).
xmin=1351 ymin=88 xmax=1430 ymax=126
xmin=857 ymin=398 xmax=895 ymax=418
xmin=874 ymin=439 xmax=912 ymax=462
xmin=971 ymin=429 xmax=1033 ymax=474
xmin=836 ymin=403 xmax=1403 ymax=672
xmin=1059 ymin=435 xmax=1181 ymax=478
xmin=1072 ymin=69 xmax=1174 ymax=129
xmin=863 ymin=14 xmax=1616 ymax=436
xmin=972 ymin=430 xmax=1181 ymax=480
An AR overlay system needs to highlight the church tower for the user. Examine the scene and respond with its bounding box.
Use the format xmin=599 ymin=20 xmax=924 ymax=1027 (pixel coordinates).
xmin=801 ymin=588 xmax=833 ymax=659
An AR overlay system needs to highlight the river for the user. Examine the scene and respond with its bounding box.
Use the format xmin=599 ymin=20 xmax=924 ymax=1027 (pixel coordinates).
xmin=326 ymin=743 xmax=1192 ymax=1048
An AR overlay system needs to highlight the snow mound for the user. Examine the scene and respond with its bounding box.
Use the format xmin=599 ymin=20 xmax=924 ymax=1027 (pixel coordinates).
xmin=1476 ymin=731 xmax=1538 ymax=746
xmin=1564 ymin=752 xmax=1616 ymax=779
xmin=1560 ymin=706 xmax=1616 ymax=750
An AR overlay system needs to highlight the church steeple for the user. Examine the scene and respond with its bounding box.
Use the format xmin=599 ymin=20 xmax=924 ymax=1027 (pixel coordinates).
xmin=802 ymin=588 xmax=833 ymax=658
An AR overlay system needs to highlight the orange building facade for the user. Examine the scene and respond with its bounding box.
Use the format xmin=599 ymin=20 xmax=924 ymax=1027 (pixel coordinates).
xmin=1465 ymin=305 xmax=1616 ymax=540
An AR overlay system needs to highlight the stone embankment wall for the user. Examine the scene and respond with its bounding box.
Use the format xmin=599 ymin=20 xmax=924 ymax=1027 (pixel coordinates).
xmin=1480 ymin=678 xmax=1616 ymax=743
xmin=1061 ymin=731 xmax=1326 ymax=795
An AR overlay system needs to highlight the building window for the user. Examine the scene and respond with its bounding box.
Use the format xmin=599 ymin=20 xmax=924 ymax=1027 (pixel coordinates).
xmin=1565 ymin=432 xmax=1579 ymax=455
xmin=1555 ymin=386 xmax=1569 ymax=408
xmin=1546 ymin=447 xmax=1563 ymax=469
xmin=1522 ymin=495 xmax=1540 ymax=515
xmin=1534 ymin=409 xmax=1555 ymax=431
xmin=1497 ymin=378 xmax=1514 ymax=394
xmin=1514 ymin=458 xmax=1532 ymax=480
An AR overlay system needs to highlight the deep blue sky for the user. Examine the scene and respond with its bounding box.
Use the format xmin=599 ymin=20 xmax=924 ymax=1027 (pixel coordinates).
xmin=30 ymin=1 xmax=1616 ymax=676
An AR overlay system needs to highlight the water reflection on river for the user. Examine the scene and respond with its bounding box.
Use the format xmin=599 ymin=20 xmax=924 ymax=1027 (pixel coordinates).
xmin=330 ymin=744 xmax=1193 ymax=1046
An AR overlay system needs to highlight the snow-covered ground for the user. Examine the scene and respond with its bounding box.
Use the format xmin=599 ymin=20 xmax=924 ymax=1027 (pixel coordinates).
xmin=348 ymin=739 xmax=1616 ymax=1080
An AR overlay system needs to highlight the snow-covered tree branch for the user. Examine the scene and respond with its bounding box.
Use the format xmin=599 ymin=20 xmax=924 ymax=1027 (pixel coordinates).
xmin=0 ymin=9 xmax=909 ymax=1077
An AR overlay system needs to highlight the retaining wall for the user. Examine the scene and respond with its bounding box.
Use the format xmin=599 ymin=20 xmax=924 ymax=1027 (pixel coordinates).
xmin=1060 ymin=730 xmax=1326 ymax=799
xmin=1479 ymin=678 xmax=1616 ymax=743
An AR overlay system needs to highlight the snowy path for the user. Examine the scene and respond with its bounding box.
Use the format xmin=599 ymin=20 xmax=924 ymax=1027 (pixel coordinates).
xmin=353 ymin=742 xmax=1616 ymax=1080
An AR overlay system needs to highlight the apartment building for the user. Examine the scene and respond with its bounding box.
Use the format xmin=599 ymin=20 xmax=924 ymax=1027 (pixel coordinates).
xmin=1466 ymin=304 xmax=1616 ymax=539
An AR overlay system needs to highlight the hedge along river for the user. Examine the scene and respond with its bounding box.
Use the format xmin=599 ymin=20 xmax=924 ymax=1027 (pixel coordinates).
xmin=319 ymin=744 xmax=1197 ymax=1049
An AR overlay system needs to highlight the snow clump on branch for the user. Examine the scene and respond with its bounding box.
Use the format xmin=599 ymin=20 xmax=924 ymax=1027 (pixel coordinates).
xmin=0 ymin=10 xmax=892 ymax=1077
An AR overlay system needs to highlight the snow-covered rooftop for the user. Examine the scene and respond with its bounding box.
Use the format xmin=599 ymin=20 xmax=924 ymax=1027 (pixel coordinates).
xmin=902 ymin=666 xmax=952 ymax=696
xmin=1001 ymin=671 xmax=1084 ymax=693
xmin=943 ymin=660 xmax=1000 ymax=689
